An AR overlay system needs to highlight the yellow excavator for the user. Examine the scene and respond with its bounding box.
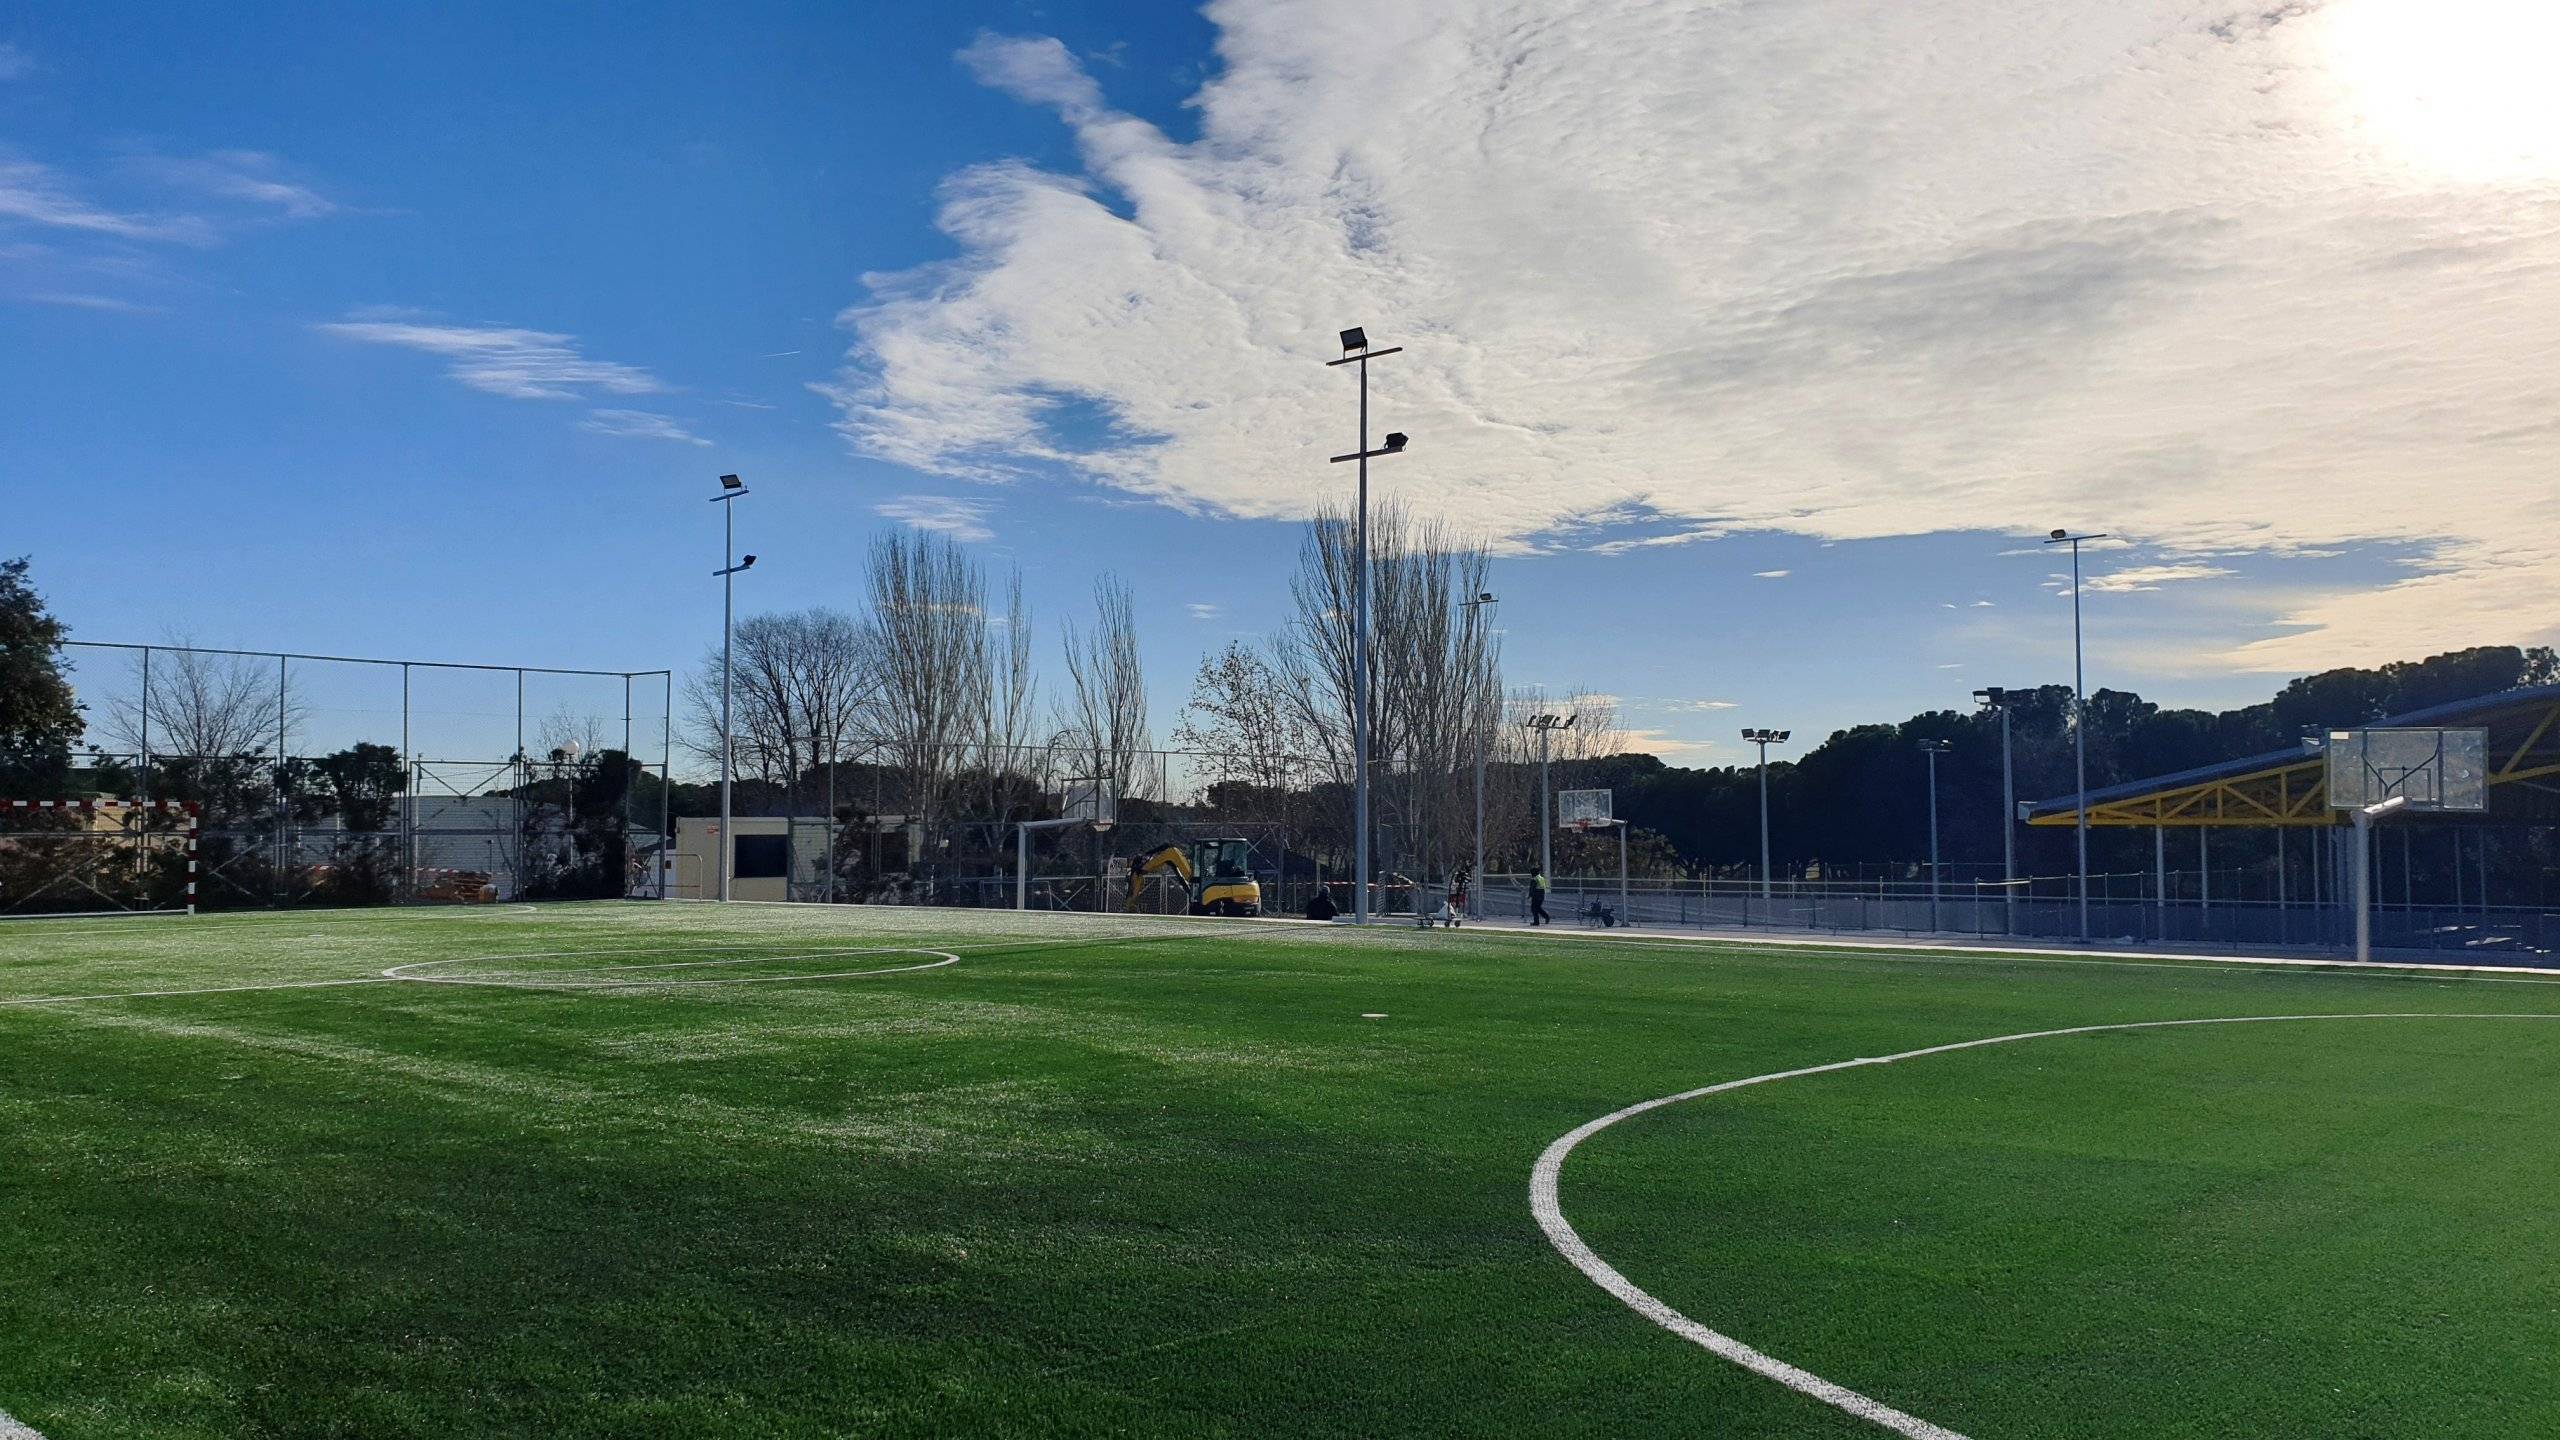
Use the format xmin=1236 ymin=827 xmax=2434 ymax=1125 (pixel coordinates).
xmin=1125 ymin=837 xmax=1261 ymax=916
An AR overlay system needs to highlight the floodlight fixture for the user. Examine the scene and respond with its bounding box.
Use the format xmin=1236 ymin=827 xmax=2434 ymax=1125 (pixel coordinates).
xmin=1477 ymin=591 xmax=1496 ymax=603
xmin=1383 ymin=432 xmax=1408 ymax=452
xmin=720 ymin=473 xmax=744 ymax=490
xmin=1920 ymin=738 xmax=1954 ymax=755
xmin=1340 ymin=327 xmax=1368 ymax=352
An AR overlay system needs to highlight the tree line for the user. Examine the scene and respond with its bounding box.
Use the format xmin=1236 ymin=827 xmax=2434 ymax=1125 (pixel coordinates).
xmin=1584 ymin=644 xmax=2558 ymax=892
xmin=8 ymin=544 xmax=2552 ymax=897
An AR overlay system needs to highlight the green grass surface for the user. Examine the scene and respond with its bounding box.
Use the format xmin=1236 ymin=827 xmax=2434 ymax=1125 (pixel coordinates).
xmin=4 ymin=903 xmax=2559 ymax=1438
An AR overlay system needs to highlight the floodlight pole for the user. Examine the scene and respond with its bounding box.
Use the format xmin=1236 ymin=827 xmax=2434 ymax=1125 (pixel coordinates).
xmin=1743 ymin=728 xmax=1787 ymax=901
xmin=1328 ymin=330 xmax=1407 ymax=925
xmin=1525 ymin=713 xmax=1575 ymax=877
xmin=1976 ymin=690 xmax=2017 ymax=914
xmin=1921 ymin=739 xmax=1952 ymax=932
xmin=2045 ymin=530 xmax=2107 ymax=941
xmin=712 ymin=476 xmax=754 ymax=902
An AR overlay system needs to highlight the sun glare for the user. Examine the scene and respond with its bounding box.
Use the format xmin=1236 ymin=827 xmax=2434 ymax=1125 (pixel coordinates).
xmin=2318 ymin=0 xmax=2560 ymax=183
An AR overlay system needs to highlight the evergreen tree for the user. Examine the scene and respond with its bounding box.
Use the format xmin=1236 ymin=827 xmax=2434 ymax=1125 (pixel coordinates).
xmin=0 ymin=557 xmax=83 ymax=796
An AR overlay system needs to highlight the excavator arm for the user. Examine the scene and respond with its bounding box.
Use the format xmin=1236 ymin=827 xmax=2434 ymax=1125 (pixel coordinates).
xmin=1126 ymin=844 xmax=1196 ymax=910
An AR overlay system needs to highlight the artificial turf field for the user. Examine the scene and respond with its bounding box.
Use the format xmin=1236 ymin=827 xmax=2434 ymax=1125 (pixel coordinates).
xmin=5 ymin=903 xmax=2560 ymax=1439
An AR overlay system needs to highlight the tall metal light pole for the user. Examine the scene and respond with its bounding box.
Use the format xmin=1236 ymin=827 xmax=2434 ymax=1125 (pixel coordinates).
xmin=2044 ymin=528 xmax=2107 ymax=941
xmin=1741 ymin=727 xmax=1789 ymax=901
xmin=712 ymin=474 xmax=756 ymax=902
xmin=1921 ymin=738 xmax=1953 ymax=931
xmin=1974 ymin=688 xmax=2018 ymax=914
xmin=1461 ymin=591 xmax=1497 ymax=897
xmin=1526 ymin=712 xmax=1575 ymax=877
xmin=1327 ymin=327 xmax=1408 ymax=925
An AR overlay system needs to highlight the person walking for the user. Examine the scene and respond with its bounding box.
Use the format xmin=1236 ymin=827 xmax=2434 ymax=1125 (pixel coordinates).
xmin=1528 ymin=866 xmax=1552 ymax=927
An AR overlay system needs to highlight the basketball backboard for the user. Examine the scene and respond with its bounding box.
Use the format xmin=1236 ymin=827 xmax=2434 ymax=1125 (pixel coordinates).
xmin=2325 ymin=728 xmax=2488 ymax=812
xmin=1556 ymin=788 xmax=1615 ymax=831
xmin=1061 ymin=780 xmax=1117 ymax=831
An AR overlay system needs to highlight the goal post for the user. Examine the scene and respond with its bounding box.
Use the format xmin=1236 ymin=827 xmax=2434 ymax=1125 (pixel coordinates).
xmin=0 ymin=799 xmax=199 ymax=918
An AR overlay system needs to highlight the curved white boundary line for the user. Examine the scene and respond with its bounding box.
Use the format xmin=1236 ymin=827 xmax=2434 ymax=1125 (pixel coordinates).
xmin=1531 ymin=1011 xmax=2560 ymax=1440
xmin=382 ymin=947 xmax=960 ymax=990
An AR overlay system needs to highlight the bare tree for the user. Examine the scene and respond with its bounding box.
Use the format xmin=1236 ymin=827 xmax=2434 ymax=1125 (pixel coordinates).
xmin=973 ymin=571 xmax=1039 ymax=820
xmin=535 ymin=705 xmax=610 ymax=760
xmin=1266 ymin=500 xmax=1500 ymax=879
xmin=680 ymin=608 xmax=872 ymax=791
xmin=1055 ymin=573 xmax=1151 ymax=806
xmin=103 ymin=643 xmax=303 ymax=759
xmin=1173 ymin=640 xmax=1324 ymax=797
xmin=864 ymin=532 xmax=996 ymax=826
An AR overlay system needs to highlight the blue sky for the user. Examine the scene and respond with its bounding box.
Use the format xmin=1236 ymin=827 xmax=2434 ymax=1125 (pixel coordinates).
xmin=9 ymin=1 xmax=2555 ymax=770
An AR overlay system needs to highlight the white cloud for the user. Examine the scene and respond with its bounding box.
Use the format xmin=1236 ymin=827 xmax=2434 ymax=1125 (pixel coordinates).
xmin=827 ymin=0 xmax=2560 ymax=669
xmin=317 ymin=316 xmax=665 ymax=401
xmin=582 ymin=409 xmax=710 ymax=446
xmin=19 ymin=291 xmax=160 ymax=314
xmin=1187 ymin=602 xmax=1222 ymax=621
xmin=2082 ymin=562 xmax=2237 ymax=594
xmin=0 ymin=157 xmax=210 ymax=243
xmin=876 ymin=494 xmax=996 ymax=543
xmin=1753 ymin=569 xmax=1790 ymax=579
xmin=1619 ymin=728 xmax=1717 ymax=759
xmin=135 ymin=150 xmax=336 ymax=220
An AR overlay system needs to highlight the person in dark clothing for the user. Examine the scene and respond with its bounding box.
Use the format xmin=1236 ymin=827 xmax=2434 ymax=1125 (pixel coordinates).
xmin=1528 ymin=868 xmax=1552 ymax=926
xmin=1305 ymin=889 xmax=1340 ymax=922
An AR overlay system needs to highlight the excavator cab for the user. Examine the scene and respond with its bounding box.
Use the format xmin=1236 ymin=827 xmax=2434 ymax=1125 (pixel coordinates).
xmin=1126 ymin=837 xmax=1262 ymax=917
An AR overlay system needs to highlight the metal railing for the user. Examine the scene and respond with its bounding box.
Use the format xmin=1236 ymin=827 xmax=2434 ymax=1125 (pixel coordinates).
xmin=1478 ymin=876 xmax=2558 ymax=961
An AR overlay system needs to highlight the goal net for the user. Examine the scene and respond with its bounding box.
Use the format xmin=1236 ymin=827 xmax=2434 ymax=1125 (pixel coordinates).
xmin=0 ymin=800 xmax=198 ymax=918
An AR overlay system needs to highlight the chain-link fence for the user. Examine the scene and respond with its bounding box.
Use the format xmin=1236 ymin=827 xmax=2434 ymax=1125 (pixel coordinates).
xmin=31 ymin=641 xmax=674 ymax=911
xmin=1475 ymin=874 xmax=2560 ymax=961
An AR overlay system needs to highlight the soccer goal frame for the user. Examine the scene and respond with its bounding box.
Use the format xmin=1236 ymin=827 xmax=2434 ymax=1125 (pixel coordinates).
xmin=0 ymin=798 xmax=200 ymax=918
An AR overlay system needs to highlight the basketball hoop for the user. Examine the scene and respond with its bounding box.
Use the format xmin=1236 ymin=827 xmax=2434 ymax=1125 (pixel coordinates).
xmin=1556 ymin=789 xmax=1614 ymax=831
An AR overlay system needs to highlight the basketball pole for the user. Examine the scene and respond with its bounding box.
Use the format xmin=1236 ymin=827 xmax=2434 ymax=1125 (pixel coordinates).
xmin=2352 ymin=795 xmax=2407 ymax=963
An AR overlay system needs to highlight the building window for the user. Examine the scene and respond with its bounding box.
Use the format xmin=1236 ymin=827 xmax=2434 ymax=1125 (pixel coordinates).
xmin=733 ymin=834 xmax=788 ymax=879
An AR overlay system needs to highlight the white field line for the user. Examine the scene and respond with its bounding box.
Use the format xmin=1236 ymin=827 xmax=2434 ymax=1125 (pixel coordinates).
xmin=1531 ymin=1011 xmax=2560 ymax=1440
xmin=0 ymin=1407 xmax=47 ymax=1439
xmin=382 ymin=949 xmax=961 ymax=989
xmin=0 ymin=976 xmax=401 ymax=1006
xmin=4 ymin=941 xmax=996 ymax=1007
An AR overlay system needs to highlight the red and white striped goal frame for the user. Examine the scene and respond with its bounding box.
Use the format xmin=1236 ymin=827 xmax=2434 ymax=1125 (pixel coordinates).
xmin=1 ymin=798 xmax=201 ymax=915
